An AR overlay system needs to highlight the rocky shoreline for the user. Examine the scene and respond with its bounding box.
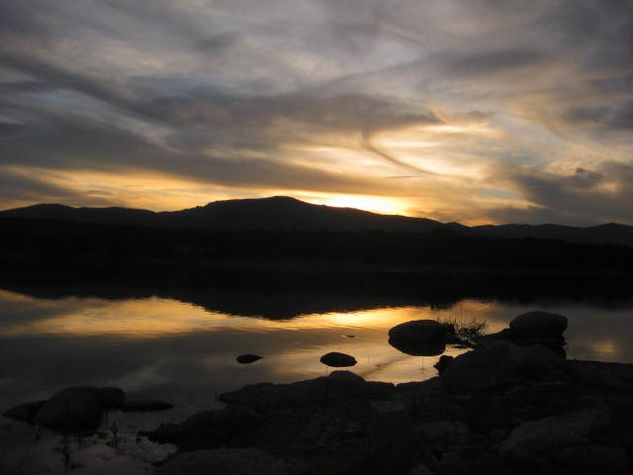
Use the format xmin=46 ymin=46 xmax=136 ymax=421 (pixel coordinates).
xmin=145 ymin=312 xmax=633 ymax=474
xmin=4 ymin=312 xmax=633 ymax=474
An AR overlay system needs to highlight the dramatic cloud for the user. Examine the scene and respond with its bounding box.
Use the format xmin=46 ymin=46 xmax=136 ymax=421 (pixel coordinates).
xmin=1 ymin=0 xmax=632 ymax=224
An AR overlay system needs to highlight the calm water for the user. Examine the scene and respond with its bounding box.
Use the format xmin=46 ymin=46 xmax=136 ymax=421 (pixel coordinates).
xmin=1 ymin=287 xmax=632 ymax=414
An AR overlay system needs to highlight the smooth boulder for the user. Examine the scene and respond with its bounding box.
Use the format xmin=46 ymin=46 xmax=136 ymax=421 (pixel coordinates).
xmin=388 ymin=320 xmax=451 ymax=356
xmin=320 ymin=352 xmax=357 ymax=367
xmin=440 ymin=341 xmax=516 ymax=392
xmin=509 ymin=311 xmax=567 ymax=340
xmin=34 ymin=386 xmax=105 ymax=432
xmin=121 ymin=400 xmax=174 ymax=412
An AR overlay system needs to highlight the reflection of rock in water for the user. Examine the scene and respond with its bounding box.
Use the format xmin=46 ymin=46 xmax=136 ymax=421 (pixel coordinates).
xmin=388 ymin=337 xmax=446 ymax=356
xmin=387 ymin=319 xmax=452 ymax=356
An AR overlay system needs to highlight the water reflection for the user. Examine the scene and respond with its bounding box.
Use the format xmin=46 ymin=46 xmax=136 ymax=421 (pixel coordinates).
xmin=1 ymin=288 xmax=632 ymax=415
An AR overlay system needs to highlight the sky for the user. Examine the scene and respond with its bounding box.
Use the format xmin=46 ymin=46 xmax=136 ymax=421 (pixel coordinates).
xmin=1 ymin=0 xmax=633 ymax=225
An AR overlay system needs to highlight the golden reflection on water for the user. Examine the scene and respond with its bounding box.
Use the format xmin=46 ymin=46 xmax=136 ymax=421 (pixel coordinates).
xmin=0 ymin=288 xmax=628 ymax=383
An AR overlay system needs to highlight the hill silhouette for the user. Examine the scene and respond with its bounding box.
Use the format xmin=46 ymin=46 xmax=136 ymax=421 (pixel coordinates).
xmin=1 ymin=196 xmax=633 ymax=246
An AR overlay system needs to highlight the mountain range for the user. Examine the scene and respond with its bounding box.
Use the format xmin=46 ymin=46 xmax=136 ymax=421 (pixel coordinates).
xmin=2 ymin=196 xmax=633 ymax=247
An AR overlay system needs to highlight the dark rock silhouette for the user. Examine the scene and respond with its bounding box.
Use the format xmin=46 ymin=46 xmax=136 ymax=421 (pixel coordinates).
xmin=34 ymin=386 xmax=105 ymax=432
xmin=2 ymin=400 xmax=45 ymax=423
xmin=154 ymin=448 xmax=295 ymax=475
xmin=121 ymin=400 xmax=174 ymax=412
xmin=388 ymin=320 xmax=452 ymax=356
xmin=319 ymin=351 xmax=358 ymax=367
xmin=509 ymin=311 xmax=568 ymax=339
xmin=100 ymin=386 xmax=125 ymax=409
xmin=143 ymin=312 xmax=633 ymax=474
xmin=236 ymin=354 xmax=263 ymax=364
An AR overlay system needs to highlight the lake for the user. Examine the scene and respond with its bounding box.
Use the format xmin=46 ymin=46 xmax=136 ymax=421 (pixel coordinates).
xmin=1 ymin=285 xmax=632 ymax=415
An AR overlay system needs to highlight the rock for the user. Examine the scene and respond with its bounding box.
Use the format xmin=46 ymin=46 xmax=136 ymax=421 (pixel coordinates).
xmin=417 ymin=420 xmax=469 ymax=443
xmin=434 ymin=355 xmax=454 ymax=375
xmin=509 ymin=311 xmax=567 ymax=340
xmin=500 ymin=405 xmax=610 ymax=461
xmin=219 ymin=371 xmax=367 ymax=409
xmin=34 ymin=386 xmax=105 ymax=432
xmin=121 ymin=399 xmax=173 ymax=412
xmin=154 ymin=448 xmax=294 ymax=475
xmin=99 ymin=386 xmax=125 ymax=409
xmin=440 ymin=342 xmax=516 ymax=392
xmin=147 ymin=405 xmax=259 ymax=449
xmin=388 ymin=320 xmax=451 ymax=356
xmin=2 ymin=400 xmax=46 ymax=423
xmin=362 ymin=401 xmax=422 ymax=475
xmin=320 ymin=351 xmax=357 ymax=367
xmin=236 ymin=354 xmax=263 ymax=364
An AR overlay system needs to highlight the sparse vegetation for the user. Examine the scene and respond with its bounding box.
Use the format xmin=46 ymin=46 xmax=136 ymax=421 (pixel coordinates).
xmin=439 ymin=317 xmax=488 ymax=345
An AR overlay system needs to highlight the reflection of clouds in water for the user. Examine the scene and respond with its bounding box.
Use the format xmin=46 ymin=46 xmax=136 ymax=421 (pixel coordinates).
xmin=0 ymin=289 xmax=632 ymax=413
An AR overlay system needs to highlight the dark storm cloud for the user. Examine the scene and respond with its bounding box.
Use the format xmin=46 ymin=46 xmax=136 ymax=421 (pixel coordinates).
xmin=488 ymin=163 xmax=633 ymax=225
xmin=438 ymin=49 xmax=551 ymax=76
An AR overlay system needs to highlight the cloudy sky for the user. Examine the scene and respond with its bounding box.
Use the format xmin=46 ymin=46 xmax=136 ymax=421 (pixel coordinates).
xmin=1 ymin=0 xmax=632 ymax=225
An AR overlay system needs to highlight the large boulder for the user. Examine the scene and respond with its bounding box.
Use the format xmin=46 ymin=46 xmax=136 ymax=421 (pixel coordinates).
xmin=440 ymin=341 xmax=516 ymax=392
xmin=509 ymin=311 xmax=567 ymax=340
xmin=99 ymin=386 xmax=125 ymax=409
xmin=219 ymin=371 xmax=369 ymax=409
xmin=388 ymin=320 xmax=451 ymax=356
xmin=34 ymin=386 xmax=105 ymax=432
xmin=320 ymin=352 xmax=357 ymax=367
xmin=154 ymin=448 xmax=294 ymax=475
xmin=121 ymin=399 xmax=173 ymax=412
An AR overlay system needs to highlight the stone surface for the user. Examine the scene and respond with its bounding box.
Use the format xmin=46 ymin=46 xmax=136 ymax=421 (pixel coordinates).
xmin=34 ymin=386 xmax=105 ymax=432
xmin=440 ymin=341 xmax=516 ymax=392
xmin=509 ymin=311 xmax=567 ymax=340
xmin=100 ymin=386 xmax=125 ymax=409
xmin=500 ymin=405 xmax=610 ymax=459
xmin=388 ymin=320 xmax=451 ymax=356
xmin=2 ymin=400 xmax=46 ymax=423
xmin=219 ymin=370 xmax=367 ymax=409
xmin=319 ymin=351 xmax=357 ymax=367
xmin=121 ymin=400 xmax=173 ymax=412
xmin=154 ymin=448 xmax=294 ymax=475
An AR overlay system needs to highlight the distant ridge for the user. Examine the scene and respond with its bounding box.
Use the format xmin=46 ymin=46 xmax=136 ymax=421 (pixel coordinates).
xmin=2 ymin=196 xmax=633 ymax=246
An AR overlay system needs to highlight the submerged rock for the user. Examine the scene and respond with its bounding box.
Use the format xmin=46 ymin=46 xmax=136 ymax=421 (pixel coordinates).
xmin=320 ymin=351 xmax=357 ymax=367
xmin=236 ymin=354 xmax=264 ymax=364
xmin=34 ymin=386 xmax=105 ymax=432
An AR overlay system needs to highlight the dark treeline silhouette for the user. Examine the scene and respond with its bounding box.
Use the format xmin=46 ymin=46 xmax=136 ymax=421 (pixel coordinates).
xmin=1 ymin=216 xmax=633 ymax=319
xmin=1 ymin=217 xmax=633 ymax=270
xmin=2 ymin=196 xmax=633 ymax=246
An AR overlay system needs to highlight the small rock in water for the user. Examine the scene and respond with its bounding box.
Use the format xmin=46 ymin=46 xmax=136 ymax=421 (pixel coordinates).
xmin=236 ymin=354 xmax=264 ymax=364
xmin=320 ymin=352 xmax=357 ymax=367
